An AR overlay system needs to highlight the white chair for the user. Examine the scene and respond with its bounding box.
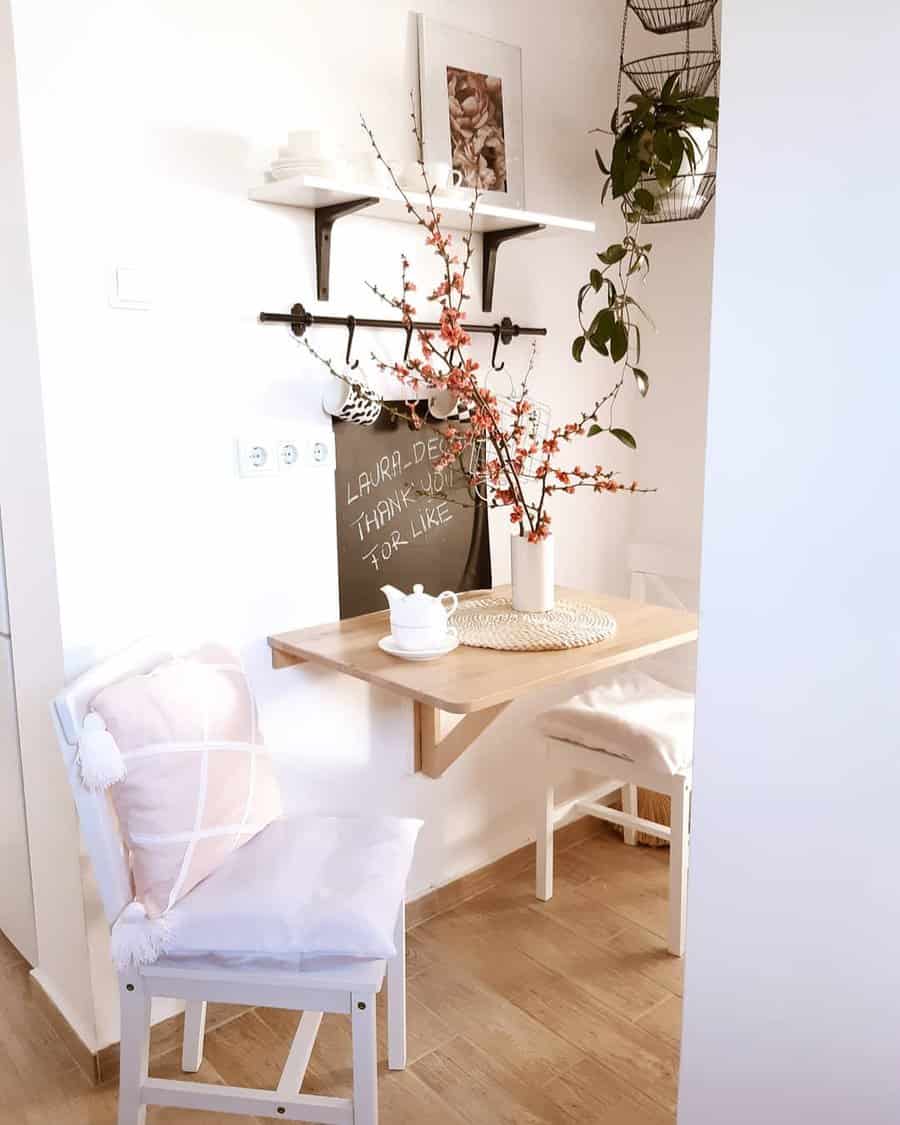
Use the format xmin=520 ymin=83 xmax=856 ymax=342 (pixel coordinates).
xmin=53 ymin=640 xmax=408 ymax=1125
xmin=536 ymin=544 xmax=697 ymax=957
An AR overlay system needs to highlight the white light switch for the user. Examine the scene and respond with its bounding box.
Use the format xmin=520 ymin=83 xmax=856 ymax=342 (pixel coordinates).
xmin=110 ymin=266 xmax=153 ymax=310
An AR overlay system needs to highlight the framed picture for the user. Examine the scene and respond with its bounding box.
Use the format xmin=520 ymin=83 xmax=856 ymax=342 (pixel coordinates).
xmin=416 ymin=15 xmax=525 ymax=210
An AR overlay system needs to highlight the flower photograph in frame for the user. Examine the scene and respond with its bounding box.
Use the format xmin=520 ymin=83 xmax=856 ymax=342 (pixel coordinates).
xmin=416 ymin=15 xmax=525 ymax=209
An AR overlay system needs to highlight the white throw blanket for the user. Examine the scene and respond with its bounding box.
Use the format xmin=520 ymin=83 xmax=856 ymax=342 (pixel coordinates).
xmin=537 ymin=670 xmax=695 ymax=775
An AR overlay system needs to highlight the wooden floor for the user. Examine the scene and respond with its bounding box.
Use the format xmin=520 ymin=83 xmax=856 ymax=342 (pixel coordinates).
xmin=0 ymin=825 xmax=683 ymax=1124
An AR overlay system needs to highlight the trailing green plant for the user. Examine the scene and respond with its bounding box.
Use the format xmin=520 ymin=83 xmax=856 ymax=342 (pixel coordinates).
xmin=572 ymin=75 xmax=719 ymax=436
xmin=603 ymin=75 xmax=719 ymax=212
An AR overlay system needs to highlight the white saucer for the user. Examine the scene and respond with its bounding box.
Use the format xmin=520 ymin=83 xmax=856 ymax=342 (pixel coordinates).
xmin=378 ymin=635 xmax=459 ymax=661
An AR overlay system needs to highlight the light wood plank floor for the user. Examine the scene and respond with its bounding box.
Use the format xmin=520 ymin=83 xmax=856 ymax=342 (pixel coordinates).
xmin=0 ymin=825 xmax=683 ymax=1123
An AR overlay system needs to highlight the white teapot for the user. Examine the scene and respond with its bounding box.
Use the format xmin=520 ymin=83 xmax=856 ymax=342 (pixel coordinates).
xmin=381 ymin=583 xmax=459 ymax=652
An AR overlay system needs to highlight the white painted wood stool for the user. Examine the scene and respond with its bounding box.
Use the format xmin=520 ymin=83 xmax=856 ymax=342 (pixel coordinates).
xmin=53 ymin=640 xmax=409 ymax=1125
xmin=536 ymin=545 xmax=697 ymax=957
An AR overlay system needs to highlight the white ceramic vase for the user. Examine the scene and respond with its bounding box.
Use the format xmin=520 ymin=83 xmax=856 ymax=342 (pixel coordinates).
xmin=645 ymin=125 xmax=713 ymax=203
xmin=510 ymin=534 xmax=555 ymax=613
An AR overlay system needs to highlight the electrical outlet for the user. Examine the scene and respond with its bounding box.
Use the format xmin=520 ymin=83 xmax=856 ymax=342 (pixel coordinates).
xmin=307 ymin=433 xmax=335 ymax=469
xmin=236 ymin=438 xmax=276 ymax=477
xmin=276 ymin=439 xmax=301 ymax=471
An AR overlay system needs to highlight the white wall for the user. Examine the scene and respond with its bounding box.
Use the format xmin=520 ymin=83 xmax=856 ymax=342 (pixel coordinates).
xmin=0 ymin=0 xmax=98 ymax=1048
xmin=679 ymin=3 xmax=900 ymax=1122
xmin=8 ymin=0 xmax=661 ymax=1048
xmin=631 ymin=217 xmax=714 ymax=562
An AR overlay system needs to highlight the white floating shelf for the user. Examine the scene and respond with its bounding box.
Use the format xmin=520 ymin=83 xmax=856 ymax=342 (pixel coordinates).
xmin=249 ymin=174 xmax=595 ymax=310
xmin=250 ymin=174 xmax=595 ymax=236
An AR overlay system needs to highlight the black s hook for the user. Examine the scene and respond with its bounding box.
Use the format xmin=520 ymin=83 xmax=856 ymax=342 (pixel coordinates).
xmin=490 ymin=324 xmax=505 ymax=372
xmin=345 ymin=315 xmax=360 ymax=370
xmin=403 ymin=322 xmax=414 ymax=363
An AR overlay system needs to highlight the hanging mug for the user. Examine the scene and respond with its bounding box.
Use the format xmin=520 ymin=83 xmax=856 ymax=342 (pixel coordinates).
xmin=322 ymin=376 xmax=381 ymax=426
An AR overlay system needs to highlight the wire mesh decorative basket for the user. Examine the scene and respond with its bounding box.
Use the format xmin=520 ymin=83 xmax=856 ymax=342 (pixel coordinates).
xmin=627 ymin=0 xmax=718 ymax=35
xmin=627 ymin=172 xmax=716 ymax=223
xmin=622 ymin=50 xmax=719 ymax=98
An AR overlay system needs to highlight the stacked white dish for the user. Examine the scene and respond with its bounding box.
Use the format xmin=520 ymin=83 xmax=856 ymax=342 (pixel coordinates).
xmin=268 ymin=129 xmax=336 ymax=181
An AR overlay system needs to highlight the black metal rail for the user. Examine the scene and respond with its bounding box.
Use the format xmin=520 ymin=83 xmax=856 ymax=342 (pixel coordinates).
xmin=259 ymin=303 xmax=547 ymax=369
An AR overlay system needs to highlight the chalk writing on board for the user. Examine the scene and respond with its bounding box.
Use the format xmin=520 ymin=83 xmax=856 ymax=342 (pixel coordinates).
xmin=347 ymin=436 xmax=462 ymax=571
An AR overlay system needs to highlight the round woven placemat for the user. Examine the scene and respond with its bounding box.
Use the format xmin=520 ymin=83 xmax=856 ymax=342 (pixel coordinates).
xmin=454 ymin=595 xmax=617 ymax=652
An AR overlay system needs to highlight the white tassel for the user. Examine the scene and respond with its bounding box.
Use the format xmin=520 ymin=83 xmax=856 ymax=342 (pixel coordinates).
xmin=110 ymin=902 xmax=173 ymax=969
xmin=77 ymin=711 xmax=126 ymax=791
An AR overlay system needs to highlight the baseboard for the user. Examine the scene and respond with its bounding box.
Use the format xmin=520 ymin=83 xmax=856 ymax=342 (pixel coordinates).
xmin=405 ymin=813 xmax=605 ymax=928
xmin=29 ymin=968 xmax=100 ymax=1084
xmin=33 ymin=815 xmax=605 ymax=1085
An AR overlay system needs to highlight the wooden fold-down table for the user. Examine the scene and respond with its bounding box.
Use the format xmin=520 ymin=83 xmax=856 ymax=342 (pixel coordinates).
xmin=269 ymin=586 xmax=698 ymax=779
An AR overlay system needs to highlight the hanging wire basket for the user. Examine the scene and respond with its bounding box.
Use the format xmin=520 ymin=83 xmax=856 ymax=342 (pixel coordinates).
xmin=626 ymin=172 xmax=716 ymax=223
xmin=627 ymin=0 xmax=718 ymax=35
xmin=622 ymin=50 xmax=719 ymax=98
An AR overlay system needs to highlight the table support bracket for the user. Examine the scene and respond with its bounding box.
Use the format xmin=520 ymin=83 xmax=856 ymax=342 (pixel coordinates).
xmin=413 ymin=701 xmax=511 ymax=779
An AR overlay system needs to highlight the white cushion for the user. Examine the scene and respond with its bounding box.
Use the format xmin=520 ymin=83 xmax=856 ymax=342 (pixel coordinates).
xmin=538 ymin=670 xmax=694 ymax=775
xmin=166 ymin=815 xmax=422 ymax=963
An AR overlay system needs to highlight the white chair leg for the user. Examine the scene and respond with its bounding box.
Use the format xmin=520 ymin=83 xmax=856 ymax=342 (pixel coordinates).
xmin=118 ymin=976 xmax=151 ymax=1125
xmin=622 ymin=783 xmax=639 ymax=846
xmin=387 ymin=903 xmax=407 ymax=1070
xmin=668 ymin=778 xmax=691 ymax=957
xmin=351 ymin=991 xmax=378 ymax=1125
xmin=181 ymin=999 xmax=207 ymax=1073
xmin=536 ymin=776 xmax=555 ymax=902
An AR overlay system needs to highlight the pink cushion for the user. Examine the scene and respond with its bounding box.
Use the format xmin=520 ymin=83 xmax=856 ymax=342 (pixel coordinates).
xmin=91 ymin=644 xmax=282 ymax=916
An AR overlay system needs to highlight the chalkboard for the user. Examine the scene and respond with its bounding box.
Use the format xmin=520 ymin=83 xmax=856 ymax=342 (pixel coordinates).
xmin=333 ymin=406 xmax=492 ymax=619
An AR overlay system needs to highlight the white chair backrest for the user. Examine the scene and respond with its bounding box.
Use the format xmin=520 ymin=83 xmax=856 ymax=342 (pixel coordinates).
xmin=52 ymin=638 xmax=177 ymax=925
xmin=627 ymin=543 xmax=700 ymax=692
xmin=628 ymin=542 xmax=700 ymax=611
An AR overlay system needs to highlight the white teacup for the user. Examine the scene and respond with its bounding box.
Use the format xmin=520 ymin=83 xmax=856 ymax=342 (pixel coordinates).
xmin=425 ymin=161 xmax=464 ymax=191
xmin=391 ymin=622 xmax=457 ymax=652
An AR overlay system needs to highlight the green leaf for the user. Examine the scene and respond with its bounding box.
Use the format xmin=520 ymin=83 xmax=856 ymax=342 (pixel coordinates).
xmin=661 ymin=72 xmax=681 ymax=100
xmin=632 ymin=322 xmax=642 ymax=363
xmin=633 ymin=187 xmax=657 ymax=212
xmin=632 ymin=367 xmax=649 ymax=396
xmin=654 ymin=128 xmax=672 ymax=165
xmin=589 ymin=268 xmax=603 ymax=291
xmin=598 ymin=244 xmax=626 ymax=266
xmin=610 ymin=320 xmax=629 ymax=363
xmin=622 ymin=158 xmax=642 ymax=194
xmin=610 ymin=139 xmax=628 ymax=196
xmin=670 ymin=132 xmax=684 ymax=175
xmin=594 ymin=148 xmax=610 ymax=175
xmin=610 ymin=427 xmax=637 ymax=450
xmin=589 ymin=307 xmax=616 ymax=343
xmin=577 ymin=282 xmax=591 ymax=314
xmin=571 ymin=335 xmax=586 ymax=363
xmin=686 ymin=96 xmax=719 ymax=121
xmin=588 ymin=424 xmax=604 ymax=437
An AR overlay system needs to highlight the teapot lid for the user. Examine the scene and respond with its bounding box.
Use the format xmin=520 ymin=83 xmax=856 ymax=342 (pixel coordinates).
xmin=388 ymin=583 xmax=446 ymax=627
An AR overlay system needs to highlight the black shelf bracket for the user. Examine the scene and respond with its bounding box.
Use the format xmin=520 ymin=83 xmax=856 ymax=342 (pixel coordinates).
xmin=315 ymin=197 xmax=379 ymax=301
xmin=481 ymin=224 xmax=546 ymax=313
